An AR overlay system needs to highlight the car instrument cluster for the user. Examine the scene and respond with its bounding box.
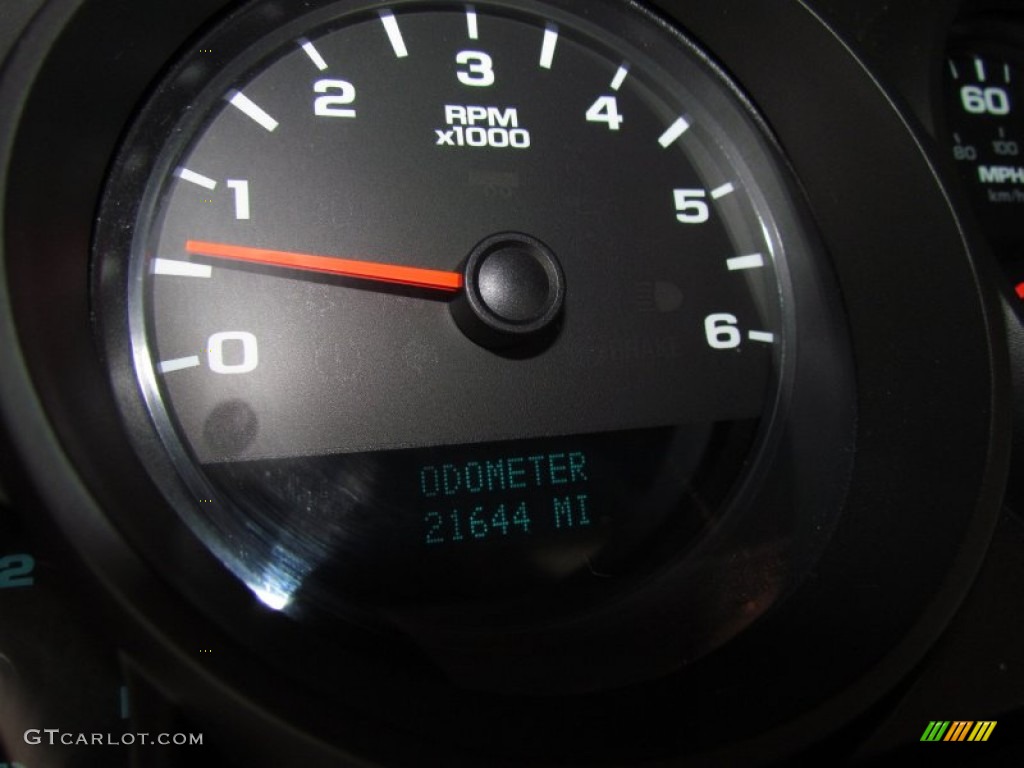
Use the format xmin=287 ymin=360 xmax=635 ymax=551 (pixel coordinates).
xmin=1 ymin=0 xmax=1022 ymax=765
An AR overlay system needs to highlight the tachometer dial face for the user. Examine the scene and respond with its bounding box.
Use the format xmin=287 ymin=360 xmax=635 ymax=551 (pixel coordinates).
xmin=97 ymin=0 xmax=801 ymax=684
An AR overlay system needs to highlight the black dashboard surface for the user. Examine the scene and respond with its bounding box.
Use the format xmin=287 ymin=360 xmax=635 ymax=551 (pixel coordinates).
xmin=1 ymin=0 xmax=1024 ymax=765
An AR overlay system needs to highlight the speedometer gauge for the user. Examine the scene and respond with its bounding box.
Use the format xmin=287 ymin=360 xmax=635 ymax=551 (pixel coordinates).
xmin=95 ymin=0 xmax=829 ymax=695
xmin=945 ymin=41 xmax=1024 ymax=260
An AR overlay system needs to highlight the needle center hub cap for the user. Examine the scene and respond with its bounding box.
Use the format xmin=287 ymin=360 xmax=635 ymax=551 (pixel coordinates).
xmin=453 ymin=232 xmax=566 ymax=348
xmin=478 ymin=245 xmax=552 ymax=322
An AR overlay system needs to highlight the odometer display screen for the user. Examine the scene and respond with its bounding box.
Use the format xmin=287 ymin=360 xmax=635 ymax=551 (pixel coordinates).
xmin=204 ymin=421 xmax=753 ymax=620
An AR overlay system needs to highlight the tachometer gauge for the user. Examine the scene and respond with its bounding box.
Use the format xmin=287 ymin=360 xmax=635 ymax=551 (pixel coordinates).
xmin=95 ymin=0 xmax=843 ymax=696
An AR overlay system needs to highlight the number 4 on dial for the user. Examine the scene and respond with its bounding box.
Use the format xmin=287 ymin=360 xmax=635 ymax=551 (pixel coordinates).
xmin=586 ymin=95 xmax=623 ymax=130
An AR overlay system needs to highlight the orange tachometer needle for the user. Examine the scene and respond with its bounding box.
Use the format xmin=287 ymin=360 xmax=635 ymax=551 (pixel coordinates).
xmin=185 ymin=240 xmax=464 ymax=292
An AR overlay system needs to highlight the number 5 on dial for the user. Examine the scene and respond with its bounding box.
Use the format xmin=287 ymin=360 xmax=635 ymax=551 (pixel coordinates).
xmin=674 ymin=188 xmax=710 ymax=224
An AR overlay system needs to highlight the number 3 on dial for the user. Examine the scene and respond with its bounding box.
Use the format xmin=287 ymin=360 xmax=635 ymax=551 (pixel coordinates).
xmin=456 ymin=51 xmax=495 ymax=86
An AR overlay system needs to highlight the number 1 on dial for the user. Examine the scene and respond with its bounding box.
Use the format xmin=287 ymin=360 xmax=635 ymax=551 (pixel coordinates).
xmin=226 ymin=180 xmax=250 ymax=220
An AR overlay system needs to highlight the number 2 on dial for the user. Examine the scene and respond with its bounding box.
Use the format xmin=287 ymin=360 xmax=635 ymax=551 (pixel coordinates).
xmin=313 ymin=78 xmax=357 ymax=117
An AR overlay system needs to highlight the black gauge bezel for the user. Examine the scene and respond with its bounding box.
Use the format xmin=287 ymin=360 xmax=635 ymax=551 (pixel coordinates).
xmin=0 ymin=0 xmax=1008 ymax=765
xmin=939 ymin=16 xmax=1024 ymax=522
xmin=95 ymin=0 xmax=827 ymax=700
